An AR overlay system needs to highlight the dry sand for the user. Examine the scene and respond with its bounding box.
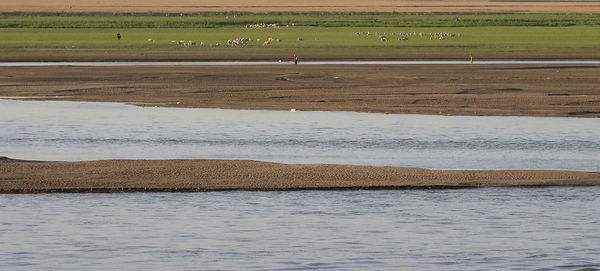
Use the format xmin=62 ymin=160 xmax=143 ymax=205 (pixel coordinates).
xmin=3 ymin=0 xmax=600 ymax=13
xmin=1 ymin=157 xmax=599 ymax=193
xmin=1 ymin=65 xmax=599 ymax=117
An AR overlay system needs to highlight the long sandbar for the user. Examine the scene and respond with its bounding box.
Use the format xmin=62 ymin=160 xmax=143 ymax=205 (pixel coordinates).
xmin=1 ymin=157 xmax=599 ymax=193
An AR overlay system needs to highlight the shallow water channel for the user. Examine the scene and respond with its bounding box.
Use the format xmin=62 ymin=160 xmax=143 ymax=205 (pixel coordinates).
xmin=1 ymin=188 xmax=599 ymax=270
xmin=2 ymin=99 xmax=600 ymax=270
xmin=1 ymin=99 xmax=599 ymax=170
xmin=1 ymin=60 xmax=600 ymax=67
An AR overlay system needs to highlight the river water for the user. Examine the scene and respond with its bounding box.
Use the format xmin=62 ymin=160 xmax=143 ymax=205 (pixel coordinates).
xmin=1 ymin=188 xmax=599 ymax=270
xmin=1 ymin=99 xmax=599 ymax=170
xmin=2 ymin=99 xmax=600 ymax=270
xmin=1 ymin=60 xmax=600 ymax=67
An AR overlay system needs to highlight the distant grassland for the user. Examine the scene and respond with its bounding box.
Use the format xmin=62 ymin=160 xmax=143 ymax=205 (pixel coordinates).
xmin=3 ymin=27 xmax=599 ymax=50
xmin=3 ymin=12 xmax=600 ymax=28
xmin=1 ymin=12 xmax=600 ymax=60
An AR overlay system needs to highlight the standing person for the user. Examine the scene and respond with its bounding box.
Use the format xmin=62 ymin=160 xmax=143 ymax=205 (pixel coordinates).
xmin=293 ymin=53 xmax=299 ymax=65
xmin=116 ymin=32 xmax=122 ymax=40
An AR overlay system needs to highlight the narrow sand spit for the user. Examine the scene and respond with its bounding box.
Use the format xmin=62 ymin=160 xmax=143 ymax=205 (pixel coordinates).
xmin=1 ymin=157 xmax=599 ymax=193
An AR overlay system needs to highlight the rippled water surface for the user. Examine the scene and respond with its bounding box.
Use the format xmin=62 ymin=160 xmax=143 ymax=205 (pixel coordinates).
xmin=1 ymin=99 xmax=599 ymax=170
xmin=2 ymin=100 xmax=600 ymax=270
xmin=1 ymin=188 xmax=599 ymax=270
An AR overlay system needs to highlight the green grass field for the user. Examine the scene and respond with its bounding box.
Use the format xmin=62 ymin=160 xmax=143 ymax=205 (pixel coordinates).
xmin=2 ymin=12 xmax=600 ymax=60
xmin=3 ymin=12 xmax=600 ymax=28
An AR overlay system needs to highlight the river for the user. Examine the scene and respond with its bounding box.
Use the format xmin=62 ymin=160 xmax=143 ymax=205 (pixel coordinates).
xmin=1 ymin=99 xmax=599 ymax=170
xmin=1 ymin=60 xmax=600 ymax=67
xmin=1 ymin=188 xmax=599 ymax=270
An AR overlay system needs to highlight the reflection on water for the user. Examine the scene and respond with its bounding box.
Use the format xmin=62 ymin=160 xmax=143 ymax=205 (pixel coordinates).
xmin=1 ymin=99 xmax=599 ymax=170
xmin=1 ymin=188 xmax=599 ymax=270
xmin=1 ymin=60 xmax=600 ymax=67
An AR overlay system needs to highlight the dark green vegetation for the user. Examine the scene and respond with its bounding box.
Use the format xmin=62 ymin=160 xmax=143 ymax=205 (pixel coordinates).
xmin=2 ymin=12 xmax=600 ymax=28
xmin=1 ymin=12 xmax=600 ymax=60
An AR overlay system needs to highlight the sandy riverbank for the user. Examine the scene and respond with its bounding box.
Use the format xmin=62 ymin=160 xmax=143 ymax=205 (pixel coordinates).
xmin=2 ymin=65 xmax=600 ymax=117
xmin=1 ymin=157 xmax=599 ymax=193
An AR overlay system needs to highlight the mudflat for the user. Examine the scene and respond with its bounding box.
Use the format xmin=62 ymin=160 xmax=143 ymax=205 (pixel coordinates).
xmin=1 ymin=157 xmax=599 ymax=193
xmin=1 ymin=65 xmax=599 ymax=117
xmin=3 ymin=0 xmax=600 ymax=12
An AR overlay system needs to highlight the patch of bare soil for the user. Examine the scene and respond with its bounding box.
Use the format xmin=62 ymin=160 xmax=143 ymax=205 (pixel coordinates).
xmin=1 ymin=65 xmax=599 ymax=117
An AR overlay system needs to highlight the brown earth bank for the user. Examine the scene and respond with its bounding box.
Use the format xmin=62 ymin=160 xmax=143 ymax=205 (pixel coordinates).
xmin=1 ymin=157 xmax=599 ymax=193
xmin=3 ymin=0 xmax=600 ymax=13
xmin=4 ymin=50 xmax=600 ymax=63
xmin=1 ymin=65 xmax=600 ymax=117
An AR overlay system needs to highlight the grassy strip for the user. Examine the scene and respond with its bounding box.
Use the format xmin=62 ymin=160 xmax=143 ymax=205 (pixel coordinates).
xmin=2 ymin=12 xmax=600 ymax=28
xmin=1 ymin=27 xmax=598 ymax=51
xmin=3 ymin=13 xmax=600 ymax=60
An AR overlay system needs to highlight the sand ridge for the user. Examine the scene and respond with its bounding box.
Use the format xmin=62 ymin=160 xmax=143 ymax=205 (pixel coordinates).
xmin=1 ymin=158 xmax=599 ymax=193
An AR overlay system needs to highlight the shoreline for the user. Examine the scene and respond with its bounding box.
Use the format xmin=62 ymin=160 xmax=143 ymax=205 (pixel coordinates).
xmin=3 ymin=60 xmax=600 ymax=66
xmin=3 ymin=97 xmax=598 ymax=120
xmin=1 ymin=64 xmax=599 ymax=118
xmin=2 ymin=157 xmax=599 ymax=194
xmin=2 ymin=52 xmax=600 ymax=63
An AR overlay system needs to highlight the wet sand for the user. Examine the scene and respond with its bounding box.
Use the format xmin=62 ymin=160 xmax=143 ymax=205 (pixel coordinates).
xmin=1 ymin=157 xmax=599 ymax=193
xmin=1 ymin=65 xmax=599 ymax=117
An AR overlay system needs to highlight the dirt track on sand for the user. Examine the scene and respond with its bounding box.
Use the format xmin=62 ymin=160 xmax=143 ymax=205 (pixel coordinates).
xmin=3 ymin=0 xmax=600 ymax=13
xmin=1 ymin=64 xmax=599 ymax=117
xmin=2 ymin=157 xmax=599 ymax=193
